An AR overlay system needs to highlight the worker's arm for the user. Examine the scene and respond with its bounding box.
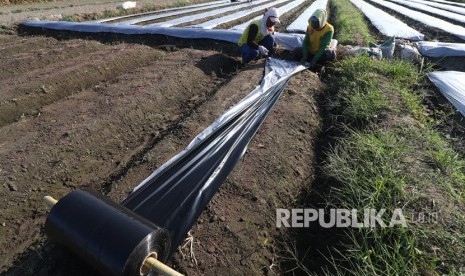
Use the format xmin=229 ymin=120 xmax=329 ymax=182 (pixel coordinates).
xmin=310 ymin=30 xmax=333 ymax=65
xmin=302 ymin=32 xmax=309 ymax=60
xmin=246 ymin=24 xmax=260 ymax=50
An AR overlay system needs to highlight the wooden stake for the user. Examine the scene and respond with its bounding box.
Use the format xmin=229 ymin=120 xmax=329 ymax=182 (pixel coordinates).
xmin=44 ymin=196 xmax=58 ymax=208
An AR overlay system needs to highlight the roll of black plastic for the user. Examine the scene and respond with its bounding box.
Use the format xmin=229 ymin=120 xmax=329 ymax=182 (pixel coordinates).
xmin=44 ymin=189 xmax=170 ymax=276
xmin=43 ymin=59 xmax=298 ymax=275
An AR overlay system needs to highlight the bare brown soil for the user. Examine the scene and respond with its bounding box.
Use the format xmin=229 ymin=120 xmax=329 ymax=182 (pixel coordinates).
xmin=0 ymin=25 xmax=324 ymax=275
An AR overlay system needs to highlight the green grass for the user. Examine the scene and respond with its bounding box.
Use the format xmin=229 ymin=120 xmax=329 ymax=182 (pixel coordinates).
xmin=322 ymin=126 xmax=465 ymax=274
xmin=283 ymin=1 xmax=465 ymax=273
xmin=0 ymin=24 xmax=13 ymax=34
xmin=325 ymin=130 xmax=409 ymax=210
xmin=331 ymin=0 xmax=374 ymax=45
xmin=423 ymin=130 xmax=465 ymax=199
xmin=330 ymin=56 xmax=422 ymax=124
xmin=397 ymin=86 xmax=425 ymax=121
xmin=311 ymin=55 xmax=465 ymax=275
xmin=343 ymin=86 xmax=388 ymax=122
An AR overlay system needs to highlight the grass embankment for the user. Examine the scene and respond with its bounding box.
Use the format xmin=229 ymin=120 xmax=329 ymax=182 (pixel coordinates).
xmin=330 ymin=0 xmax=374 ymax=45
xmin=319 ymin=56 xmax=465 ymax=275
xmin=283 ymin=0 xmax=465 ymax=274
xmin=0 ymin=24 xmax=14 ymax=34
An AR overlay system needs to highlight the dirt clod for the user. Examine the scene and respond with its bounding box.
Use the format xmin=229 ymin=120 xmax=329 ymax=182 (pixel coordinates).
xmin=7 ymin=182 xmax=18 ymax=191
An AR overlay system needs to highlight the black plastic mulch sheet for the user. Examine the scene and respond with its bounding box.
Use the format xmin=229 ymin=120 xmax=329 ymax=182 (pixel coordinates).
xmin=122 ymin=58 xmax=306 ymax=253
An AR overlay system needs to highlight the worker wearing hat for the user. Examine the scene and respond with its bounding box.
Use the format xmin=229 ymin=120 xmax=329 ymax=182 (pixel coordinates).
xmin=238 ymin=7 xmax=281 ymax=65
xmin=301 ymin=9 xmax=336 ymax=69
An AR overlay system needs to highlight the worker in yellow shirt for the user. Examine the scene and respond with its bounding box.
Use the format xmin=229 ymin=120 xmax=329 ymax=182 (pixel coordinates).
xmin=301 ymin=9 xmax=336 ymax=69
xmin=237 ymin=8 xmax=280 ymax=65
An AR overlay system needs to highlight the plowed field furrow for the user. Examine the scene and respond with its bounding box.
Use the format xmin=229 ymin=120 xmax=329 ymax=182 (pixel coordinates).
xmin=106 ymin=60 xmax=267 ymax=202
xmin=0 ymin=34 xmax=30 ymax=46
xmin=0 ymin=0 xmax=329 ymax=274
xmin=0 ymin=44 xmax=165 ymax=127
xmin=0 ymin=39 xmax=105 ymax=81
xmin=0 ymin=35 xmax=62 ymax=56
xmin=178 ymin=71 xmax=323 ymax=275
xmin=103 ymin=64 xmax=324 ymax=275
xmin=0 ymin=48 xmax=238 ymax=271
xmin=133 ymin=3 xmax=242 ymax=25
xmin=395 ymin=2 xmax=465 ymax=26
xmin=367 ymin=0 xmax=464 ymax=42
xmin=275 ymin=0 xmax=314 ymax=32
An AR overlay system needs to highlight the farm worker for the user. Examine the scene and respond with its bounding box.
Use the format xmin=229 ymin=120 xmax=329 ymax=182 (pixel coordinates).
xmin=301 ymin=9 xmax=336 ymax=69
xmin=238 ymin=7 xmax=280 ymax=65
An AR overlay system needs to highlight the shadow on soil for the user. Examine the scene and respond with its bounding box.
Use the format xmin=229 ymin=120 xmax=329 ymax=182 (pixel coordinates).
xmin=275 ymin=81 xmax=350 ymax=275
xmin=4 ymin=241 xmax=101 ymax=276
xmin=17 ymin=24 xmax=241 ymax=56
xmin=95 ymin=53 xmax=243 ymax=195
xmin=16 ymin=24 xmax=298 ymax=64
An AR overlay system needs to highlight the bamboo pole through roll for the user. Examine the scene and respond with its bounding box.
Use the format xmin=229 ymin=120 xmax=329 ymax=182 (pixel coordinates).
xmin=143 ymin=256 xmax=184 ymax=276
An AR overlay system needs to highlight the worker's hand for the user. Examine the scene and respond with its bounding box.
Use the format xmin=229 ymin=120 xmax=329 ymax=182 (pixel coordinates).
xmin=309 ymin=60 xmax=317 ymax=69
xmin=258 ymin=45 xmax=269 ymax=56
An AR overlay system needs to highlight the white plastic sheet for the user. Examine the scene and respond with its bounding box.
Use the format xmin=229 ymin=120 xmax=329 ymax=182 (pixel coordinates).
xmin=429 ymin=0 xmax=465 ymax=8
xmin=97 ymin=0 xmax=229 ymax=24
xmin=230 ymin=0 xmax=307 ymax=30
xmin=416 ymin=41 xmax=465 ymax=57
xmin=190 ymin=0 xmax=289 ymax=29
xmin=286 ymin=0 xmax=328 ymax=33
xmin=113 ymin=1 xmax=236 ymax=26
xmin=147 ymin=0 xmax=271 ymax=27
xmin=367 ymin=0 xmax=465 ymax=41
xmin=428 ymin=71 xmax=465 ymax=117
xmin=117 ymin=1 xmax=136 ymax=10
xmin=349 ymin=0 xmax=424 ymax=40
xmin=387 ymin=0 xmax=465 ymax=23
xmin=230 ymin=15 xmax=262 ymax=30
xmin=22 ymin=20 xmax=304 ymax=51
xmin=399 ymin=44 xmax=421 ymax=61
xmin=405 ymin=0 xmax=465 ymax=15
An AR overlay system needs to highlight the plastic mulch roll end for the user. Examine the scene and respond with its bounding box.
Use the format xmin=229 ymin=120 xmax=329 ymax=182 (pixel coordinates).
xmin=43 ymin=190 xmax=182 ymax=276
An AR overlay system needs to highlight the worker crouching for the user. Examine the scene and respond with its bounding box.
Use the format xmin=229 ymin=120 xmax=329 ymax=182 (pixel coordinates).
xmin=238 ymin=8 xmax=280 ymax=65
xmin=300 ymin=9 xmax=337 ymax=69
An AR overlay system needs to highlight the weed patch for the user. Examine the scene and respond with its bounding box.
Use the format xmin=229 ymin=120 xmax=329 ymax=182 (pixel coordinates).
xmin=283 ymin=55 xmax=465 ymax=274
xmin=330 ymin=0 xmax=374 ymax=45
